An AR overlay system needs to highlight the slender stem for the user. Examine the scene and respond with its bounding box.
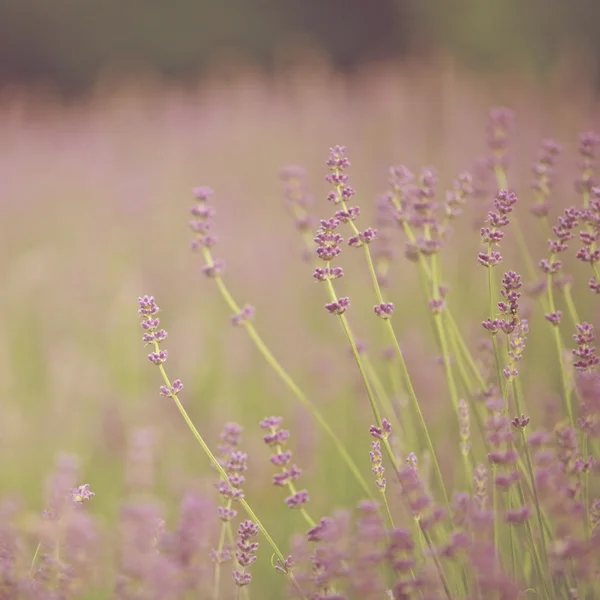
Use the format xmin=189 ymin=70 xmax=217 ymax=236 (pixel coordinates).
xmin=519 ymin=430 xmax=551 ymax=580
xmin=516 ymin=480 xmax=553 ymax=599
xmin=562 ymin=284 xmax=581 ymax=330
xmin=30 ymin=541 xmax=42 ymax=576
xmin=420 ymin=526 xmax=454 ymax=600
xmin=384 ymin=317 xmax=450 ymax=509
xmin=153 ymin=358 xmax=307 ymax=599
xmin=269 ymin=426 xmax=316 ymax=529
xmin=363 ymin=353 xmax=401 ymax=431
xmin=336 ymin=188 xmax=450 ymax=505
xmin=546 ymin=255 xmax=574 ymax=425
xmin=200 ymin=247 xmax=374 ymax=500
xmin=213 ymin=519 xmax=230 ymax=600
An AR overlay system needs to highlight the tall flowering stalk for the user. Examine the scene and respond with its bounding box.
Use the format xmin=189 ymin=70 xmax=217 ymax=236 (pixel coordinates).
xmin=387 ymin=164 xmax=486 ymax=466
xmin=478 ymin=191 xmax=519 ymax=400
xmin=232 ymin=520 xmax=259 ymax=593
xmin=541 ymin=207 xmax=581 ymax=423
xmin=487 ymin=108 xmax=536 ymax=282
xmin=575 ymin=133 xmax=600 ymax=292
xmin=211 ymin=422 xmax=246 ymax=600
xmin=318 ymin=146 xmax=450 ymax=509
xmin=260 ymin=416 xmax=315 ymax=527
xmin=137 ymin=295 xmax=306 ymax=599
xmin=188 ymin=187 xmax=373 ymax=500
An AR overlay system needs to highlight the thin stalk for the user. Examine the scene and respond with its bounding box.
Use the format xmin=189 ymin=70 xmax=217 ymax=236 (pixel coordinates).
xmin=153 ymin=355 xmax=307 ymax=599
xmin=516 ymin=481 xmax=553 ymax=599
xmin=545 ymin=257 xmax=574 ymax=425
xmin=519 ymin=430 xmax=552 ymax=583
xmin=420 ymin=526 xmax=454 ymax=600
xmin=200 ymin=247 xmax=374 ymax=500
xmin=363 ymin=353 xmax=401 ymax=431
xmin=335 ymin=186 xmax=450 ymax=506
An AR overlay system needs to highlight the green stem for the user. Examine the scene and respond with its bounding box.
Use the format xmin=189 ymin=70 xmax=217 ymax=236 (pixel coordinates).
xmin=154 ymin=358 xmax=307 ymax=599
xmin=200 ymin=248 xmax=374 ymax=500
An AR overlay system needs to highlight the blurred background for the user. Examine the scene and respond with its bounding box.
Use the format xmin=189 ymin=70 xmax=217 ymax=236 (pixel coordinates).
xmin=1 ymin=0 xmax=600 ymax=95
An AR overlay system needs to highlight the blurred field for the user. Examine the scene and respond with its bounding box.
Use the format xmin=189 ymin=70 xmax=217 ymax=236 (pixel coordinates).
xmin=1 ymin=57 xmax=599 ymax=595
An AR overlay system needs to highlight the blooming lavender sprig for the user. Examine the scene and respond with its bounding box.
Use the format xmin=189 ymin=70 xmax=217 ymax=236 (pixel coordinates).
xmin=541 ymin=207 xmax=581 ymax=325
xmin=530 ymin=139 xmax=560 ymax=218
xmin=281 ymin=165 xmax=315 ymax=262
xmin=573 ymin=322 xmax=600 ymax=372
xmin=373 ymin=193 xmax=397 ymax=286
xmin=138 ymin=295 xmax=184 ymax=397
xmin=190 ymin=187 xmax=223 ymax=275
xmin=487 ymin=107 xmax=514 ymax=172
xmin=232 ymin=520 xmax=259 ymax=587
xmin=189 ymin=189 xmax=373 ymax=501
xmin=575 ymin=131 xmax=600 ymax=196
xmin=259 ymin=416 xmax=311 ymax=514
xmin=577 ymin=186 xmax=600 ymax=292
xmin=369 ymin=441 xmax=386 ymax=491
xmin=211 ymin=421 xmax=246 ymax=585
xmin=481 ymin=270 xmax=522 ymax=337
xmin=397 ymin=453 xmax=445 ymax=531
xmin=70 ymin=484 xmax=95 ymax=505
xmin=478 ymin=190 xmax=518 ymax=268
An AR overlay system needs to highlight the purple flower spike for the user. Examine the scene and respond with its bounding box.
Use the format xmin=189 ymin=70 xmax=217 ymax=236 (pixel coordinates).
xmin=545 ymin=311 xmax=562 ymax=326
xmin=259 ymin=416 xmax=283 ymax=429
xmin=233 ymin=520 xmax=259 ymax=587
xmin=71 ymin=484 xmax=95 ymax=504
xmin=147 ymin=350 xmax=168 ymax=365
xmin=370 ymin=419 xmax=391 ymax=440
xmin=159 ymin=379 xmax=184 ymax=397
xmin=261 ymin=416 xmax=310 ymax=511
xmin=505 ymin=505 xmax=532 ymax=524
xmin=325 ymin=297 xmax=350 ymax=315
xmin=573 ymin=322 xmax=600 ymax=371
xmin=193 ymin=186 xmax=214 ymax=201
xmin=511 ymin=414 xmax=530 ymax=430
xmin=370 ymin=440 xmax=386 ymax=491
xmin=201 ymin=259 xmax=225 ymax=278
xmin=138 ymin=295 xmax=159 ymax=316
xmin=285 ymin=490 xmax=309 ymax=508
xmin=478 ymin=251 xmax=503 ymax=267
xmin=274 ymin=555 xmax=294 ymax=574
xmin=374 ymin=302 xmax=395 ymax=319
xmin=231 ymin=304 xmax=255 ymax=326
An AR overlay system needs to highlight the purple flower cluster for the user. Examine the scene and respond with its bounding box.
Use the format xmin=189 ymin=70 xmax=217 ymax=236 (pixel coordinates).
xmin=232 ymin=520 xmax=259 ymax=587
xmin=369 ymin=440 xmax=386 ymax=491
xmin=260 ymin=416 xmax=309 ymax=509
xmin=214 ymin=422 xmax=246 ymax=524
xmin=478 ymin=190 xmax=518 ymax=267
xmin=577 ymin=187 xmax=600 ymax=291
xmin=530 ymin=139 xmax=561 ymax=217
xmin=281 ymin=166 xmax=314 ymax=232
xmin=575 ymin=131 xmax=600 ymax=194
xmin=138 ymin=295 xmax=184 ymax=397
xmin=189 ymin=186 xmax=225 ymax=277
xmin=486 ymin=107 xmax=514 ymax=169
xmin=369 ymin=418 xmax=392 ymax=441
xmin=325 ymin=145 xmax=356 ymax=205
xmin=481 ymin=270 xmax=523 ymax=336
xmin=397 ymin=453 xmax=445 ymax=530
xmin=573 ymin=322 xmax=600 ymax=371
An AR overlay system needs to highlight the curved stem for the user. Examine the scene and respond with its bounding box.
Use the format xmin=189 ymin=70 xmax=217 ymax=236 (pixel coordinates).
xmin=200 ymin=247 xmax=374 ymax=500
xmin=154 ymin=358 xmax=307 ymax=599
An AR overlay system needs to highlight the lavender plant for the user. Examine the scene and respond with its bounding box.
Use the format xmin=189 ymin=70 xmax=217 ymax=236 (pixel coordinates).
xmin=130 ymin=110 xmax=599 ymax=599
xmin=3 ymin=96 xmax=600 ymax=600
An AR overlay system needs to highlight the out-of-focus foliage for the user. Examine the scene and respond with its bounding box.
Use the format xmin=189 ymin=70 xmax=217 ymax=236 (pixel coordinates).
xmin=1 ymin=0 xmax=600 ymax=93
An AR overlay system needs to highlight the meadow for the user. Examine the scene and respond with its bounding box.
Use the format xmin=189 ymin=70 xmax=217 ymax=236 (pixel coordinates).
xmin=0 ymin=57 xmax=599 ymax=599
